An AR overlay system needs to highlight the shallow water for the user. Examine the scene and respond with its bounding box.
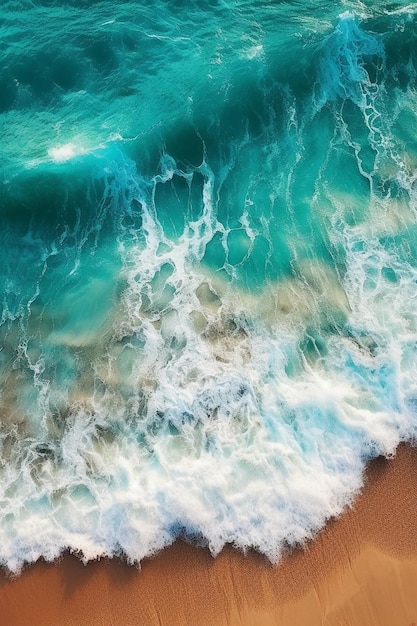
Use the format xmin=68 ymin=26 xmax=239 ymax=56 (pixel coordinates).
xmin=1 ymin=0 xmax=417 ymax=572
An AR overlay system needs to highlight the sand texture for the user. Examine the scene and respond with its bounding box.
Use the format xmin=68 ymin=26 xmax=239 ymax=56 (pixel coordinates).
xmin=1 ymin=444 xmax=417 ymax=626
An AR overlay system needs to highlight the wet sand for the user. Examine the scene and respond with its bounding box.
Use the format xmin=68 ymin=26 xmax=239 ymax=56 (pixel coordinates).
xmin=1 ymin=443 xmax=417 ymax=626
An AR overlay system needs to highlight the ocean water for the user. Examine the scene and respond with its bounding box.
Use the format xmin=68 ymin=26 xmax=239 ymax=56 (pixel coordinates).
xmin=1 ymin=0 xmax=417 ymax=573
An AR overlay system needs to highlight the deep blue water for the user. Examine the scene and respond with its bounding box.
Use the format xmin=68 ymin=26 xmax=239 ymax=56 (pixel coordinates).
xmin=1 ymin=0 xmax=417 ymax=572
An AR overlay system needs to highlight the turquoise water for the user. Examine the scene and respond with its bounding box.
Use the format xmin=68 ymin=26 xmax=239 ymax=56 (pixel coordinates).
xmin=1 ymin=0 xmax=417 ymax=572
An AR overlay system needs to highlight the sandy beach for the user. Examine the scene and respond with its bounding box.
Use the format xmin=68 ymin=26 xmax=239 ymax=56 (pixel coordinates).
xmin=1 ymin=443 xmax=416 ymax=626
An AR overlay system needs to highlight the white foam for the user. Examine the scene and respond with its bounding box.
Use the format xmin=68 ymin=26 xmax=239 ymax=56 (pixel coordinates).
xmin=48 ymin=143 xmax=85 ymax=163
xmin=1 ymin=145 xmax=416 ymax=575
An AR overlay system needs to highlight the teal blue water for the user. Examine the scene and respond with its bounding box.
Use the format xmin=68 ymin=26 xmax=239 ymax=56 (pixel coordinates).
xmin=1 ymin=0 xmax=417 ymax=572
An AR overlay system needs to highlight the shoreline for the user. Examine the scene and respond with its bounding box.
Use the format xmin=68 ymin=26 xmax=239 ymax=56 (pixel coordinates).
xmin=1 ymin=444 xmax=417 ymax=625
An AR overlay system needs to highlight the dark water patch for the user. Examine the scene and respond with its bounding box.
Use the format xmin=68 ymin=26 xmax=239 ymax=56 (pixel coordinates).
xmin=12 ymin=50 xmax=85 ymax=102
xmin=163 ymin=124 xmax=205 ymax=169
xmin=83 ymin=34 xmax=119 ymax=73
xmin=0 ymin=170 xmax=107 ymax=240
xmin=154 ymin=176 xmax=188 ymax=238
